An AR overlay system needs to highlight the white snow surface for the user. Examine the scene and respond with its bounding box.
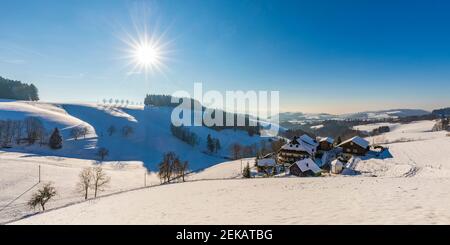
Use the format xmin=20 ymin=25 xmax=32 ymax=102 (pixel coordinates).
xmin=3 ymin=117 xmax=450 ymax=224
xmin=0 ymin=100 xmax=269 ymax=171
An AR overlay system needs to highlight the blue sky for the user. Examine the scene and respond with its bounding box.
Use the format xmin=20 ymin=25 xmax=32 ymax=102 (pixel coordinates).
xmin=1 ymin=0 xmax=449 ymax=114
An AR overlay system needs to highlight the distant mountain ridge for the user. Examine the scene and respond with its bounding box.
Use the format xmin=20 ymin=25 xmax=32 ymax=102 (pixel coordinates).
xmin=279 ymin=108 xmax=431 ymax=123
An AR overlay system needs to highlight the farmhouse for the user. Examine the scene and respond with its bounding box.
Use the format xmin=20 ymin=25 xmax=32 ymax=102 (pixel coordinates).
xmin=256 ymin=157 xmax=277 ymax=173
xmin=289 ymin=158 xmax=322 ymax=177
xmin=317 ymin=137 xmax=334 ymax=151
xmin=337 ymin=136 xmax=369 ymax=156
xmin=278 ymin=134 xmax=318 ymax=164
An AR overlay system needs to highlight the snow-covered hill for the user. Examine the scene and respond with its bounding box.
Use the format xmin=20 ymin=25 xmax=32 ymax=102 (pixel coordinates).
xmin=0 ymin=100 xmax=271 ymax=171
xmin=6 ymin=119 xmax=450 ymax=225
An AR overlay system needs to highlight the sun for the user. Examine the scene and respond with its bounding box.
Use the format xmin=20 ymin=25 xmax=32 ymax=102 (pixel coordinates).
xmin=120 ymin=30 xmax=171 ymax=76
xmin=134 ymin=43 xmax=160 ymax=66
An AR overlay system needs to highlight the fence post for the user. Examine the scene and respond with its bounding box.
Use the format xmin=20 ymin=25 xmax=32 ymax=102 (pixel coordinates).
xmin=38 ymin=165 xmax=41 ymax=183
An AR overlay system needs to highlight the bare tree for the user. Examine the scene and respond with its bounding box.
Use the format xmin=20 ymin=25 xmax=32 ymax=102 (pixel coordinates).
xmin=70 ymin=127 xmax=83 ymax=140
xmin=24 ymin=117 xmax=44 ymax=144
xmin=122 ymin=125 xmax=133 ymax=137
xmin=181 ymin=161 xmax=189 ymax=182
xmin=77 ymin=168 xmax=93 ymax=200
xmin=80 ymin=126 xmax=89 ymax=139
xmin=97 ymin=147 xmax=109 ymax=161
xmin=91 ymin=166 xmax=111 ymax=198
xmin=107 ymin=125 xmax=116 ymax=136
xmin=28 ymin=183 xmax=57 ymax=211
xmin=230 ymin=143 xmax=242 ymax=160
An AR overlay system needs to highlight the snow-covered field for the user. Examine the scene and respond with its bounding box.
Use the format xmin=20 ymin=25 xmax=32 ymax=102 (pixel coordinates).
xmin=11 ymin=177 xmax=450 ymax=225
xmin=0 ymin=151 xmax=160 ymax=224
xmin=353 ymin=122 xmax=400 ymax=133
xmin=2 ymin=103 xmax=450 ymax=224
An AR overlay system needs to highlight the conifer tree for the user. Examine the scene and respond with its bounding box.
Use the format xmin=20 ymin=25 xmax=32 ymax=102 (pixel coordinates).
xmin=49 ymin=128 xmax=62 ymax=149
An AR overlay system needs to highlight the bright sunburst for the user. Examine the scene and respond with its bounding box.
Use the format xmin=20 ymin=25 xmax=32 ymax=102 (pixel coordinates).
xmin=121 ymin=31 xmax=170 ymax=76
xmin=135 ymin=43 xmax=160 ymax=66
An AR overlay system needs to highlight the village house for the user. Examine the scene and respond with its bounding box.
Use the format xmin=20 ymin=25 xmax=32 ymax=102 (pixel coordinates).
xmin=255 ymin=156 xmax=277 ymax=174
xmin=337 ymin=136 xmax=370 ymax=158
xmin=317 ymin=137 xmax=334 ymax=151
xmin=277 ymin=134 xmax=318 ymax=164
xmin=289 ymin=158 xmax=322 ymax=177
xmin=330 ymin=159 xmax=344 ymax=174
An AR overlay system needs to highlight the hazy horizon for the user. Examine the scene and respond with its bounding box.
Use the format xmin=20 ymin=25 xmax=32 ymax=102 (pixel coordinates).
xmin=1 ymin=0 xmax=450 ymax=114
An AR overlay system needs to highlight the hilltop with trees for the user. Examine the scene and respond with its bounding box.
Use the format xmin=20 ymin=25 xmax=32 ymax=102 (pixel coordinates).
xmin=0 ymin=76 xmax=39 ymax=101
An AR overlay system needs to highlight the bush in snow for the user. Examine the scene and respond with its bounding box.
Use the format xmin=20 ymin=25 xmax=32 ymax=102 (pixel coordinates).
xmin=242 ymin=162 xmax=251 ymax=178
xmin=49 ymin=128 xmax=63 ymax=149
xmin=28 ymin=182 xmax=57 ymax=211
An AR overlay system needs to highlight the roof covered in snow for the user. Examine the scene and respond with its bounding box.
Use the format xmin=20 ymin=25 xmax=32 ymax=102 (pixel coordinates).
xmin=331 ymin=159 xmax=344 ymax=167
xmin=281 ymin=134 xmax=318 ymax=155
xmin=294 ymin=158 xmax=321 ymax=174
xmin=338 ymin=136 xmax=369 ymax=149
xmin=257 ymin=158 xmax=276 ymax=166
xmin=319 ymin=137 xmax=334 ymax=144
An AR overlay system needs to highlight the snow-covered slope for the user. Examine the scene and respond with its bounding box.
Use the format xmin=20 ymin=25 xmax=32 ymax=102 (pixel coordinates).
xmin=354 ymin=120 xmax=450 ymax=177
xmin=0 ymin=100 xmax=270 ymax=171
xmin=4 ymin=118 xmax=450 ymax=225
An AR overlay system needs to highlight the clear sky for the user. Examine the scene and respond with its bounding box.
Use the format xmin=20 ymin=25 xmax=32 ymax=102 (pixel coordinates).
xmin=1 ymin=0 xmax=449 ymax=114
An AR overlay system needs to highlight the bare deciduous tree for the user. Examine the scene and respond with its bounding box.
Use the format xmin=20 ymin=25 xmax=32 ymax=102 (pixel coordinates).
xmin=77 ymin=168 xmax=93 ymax=200
xmin=230 ymin=143 xmax=242 ymax=160
xmin=107 ymin=125 xmax=116 ymax=136
xmin=28 ymin=182 xmax=57 ymax=211
xmin=122 ymin=125 xmax=133 ymax=137
xmin=91 ymin=166 xmax=110 ymax=198
xmin=97 ymin=147 xmax=109 ymax=161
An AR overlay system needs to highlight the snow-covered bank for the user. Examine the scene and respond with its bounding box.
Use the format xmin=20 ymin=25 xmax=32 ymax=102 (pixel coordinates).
xmin=11 ymin=177 xmax=450 ymax=225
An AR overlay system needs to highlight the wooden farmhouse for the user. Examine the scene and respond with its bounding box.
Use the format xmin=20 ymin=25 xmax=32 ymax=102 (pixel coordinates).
xmin=289 ymin=158 xmax=322 ymax=177
xmin=317 ymin=137 xmax=334 ymax=151
xmin=277 ymin=134 xmax=318 ymax=164
xmin=256 ymin=157 xmax=277 ymax=174
xmin=337 ymin=136 xmax=370 ymax=156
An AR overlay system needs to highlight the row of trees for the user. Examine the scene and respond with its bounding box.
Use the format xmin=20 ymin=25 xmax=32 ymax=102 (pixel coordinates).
xmin=0 ymin=76 xmax=39 ymax=101
xmin=0 ymin=117 xmax=47 ymax=147
xmin=158 ymin=152 xmax=189 ymax=183
xmin=101 ymin=99 xmax=143 ymax=107
xmin=170 ymin=124 xmax=199 ymax=146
